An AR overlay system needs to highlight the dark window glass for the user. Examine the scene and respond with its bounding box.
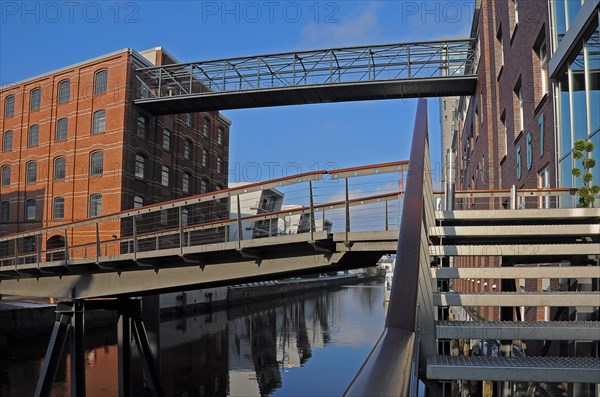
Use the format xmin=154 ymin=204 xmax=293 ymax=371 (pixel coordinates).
xmin=2 ymin=130 xmax=12 ymax=151
xmin=26 ymin=199 xmax=36 ymax=220
xmin=93 ymin=110 xmax=106 ymax=134
xmin=90 ymin=152 xmax=104 ymax=176
xmin=4 ymin=96 xmax=14 ymax=117
xmin=30 ymin=89 xmax=41 ymax=110
xmin=89 ymin=194 xmax=103 ymax=217
xmin=28 ymin=124 xmax=39 ymax=146
xmin=58 ymin=80 xmax=70 ymax=103
xmin=53 ymin=197 xmax=65 ymax=219
xmin=54 ymin=157 xmax=66 ymax=180
xmin=56 ymin=118 xmax=68 ymax=141
xmin=26 ymin=161 xmax=37 ymax=184
xmin=1 ymin=165 xmax=10 ymax=186
xmin=94 ymin=70 xmax=108 ymax=94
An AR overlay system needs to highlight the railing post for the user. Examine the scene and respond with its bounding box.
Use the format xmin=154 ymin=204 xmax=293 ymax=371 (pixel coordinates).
xmin=445 ymin=149 xmax=456 ymax=211
xmin=95 ymin=223 xmax=101 ymax=262
xmin=385 ymin=199 xmax=389 ymax=231
xmin=133 ymin=216 xmax=138 ymax=257
xmin=36 ymin=234 xmax=42 ymax=267
xmin=309 ymin=181 xmax=315 ymax=241
xmin=237 ymin=195 xmax=243 ymax=250
xmin=407 ymin=46 xmax=411 ymax=77
xmin=14 ymin=238 xmax=18 ymax=269
xmin=158 ymin=69 xmax=162 ymax=97
xmin=178 ymin=207 xmax=184 ymax=251
xmin=510 ymin=185 xmax=517 ymax=210
xmin=345 ymin=178 xmax=350 ymax=244
xmin=63 ymin=229 xmax=69 ymax=262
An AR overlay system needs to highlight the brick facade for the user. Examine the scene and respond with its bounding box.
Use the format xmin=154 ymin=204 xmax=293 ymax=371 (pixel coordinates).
xmin=0 ymin=48 xmax=230 ymax=256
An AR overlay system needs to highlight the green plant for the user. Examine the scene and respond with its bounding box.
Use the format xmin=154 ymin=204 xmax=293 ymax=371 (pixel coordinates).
xmin=572 ymin=140 xmax=599 ymax=207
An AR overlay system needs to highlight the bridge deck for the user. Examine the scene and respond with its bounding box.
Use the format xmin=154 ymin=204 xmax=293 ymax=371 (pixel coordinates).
xmin=436 ymin=321 xmax=600 ymax=341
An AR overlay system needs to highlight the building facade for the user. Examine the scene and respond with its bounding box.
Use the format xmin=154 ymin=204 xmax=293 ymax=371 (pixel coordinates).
xmin=0 ymin=47 xmax=230 ymax=258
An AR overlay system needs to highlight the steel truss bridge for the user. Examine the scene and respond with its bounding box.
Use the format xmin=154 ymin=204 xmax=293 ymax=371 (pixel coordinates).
xmin=134 ymin=39 xmax=478 ymax=113
xmin=0 ymin=37 xmax=598 ymax=396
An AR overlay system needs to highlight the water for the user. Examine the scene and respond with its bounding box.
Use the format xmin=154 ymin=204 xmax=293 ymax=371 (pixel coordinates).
xmin=1 ymin=281 xmax=386 ymax=396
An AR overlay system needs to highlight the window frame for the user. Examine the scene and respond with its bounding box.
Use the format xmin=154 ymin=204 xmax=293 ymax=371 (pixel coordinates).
xmin=90 ymin=151 xmax=104 ymax=176
xmin=56 ymin=118 xmax=68 ymax=141
xmin=1 ymin=165 xmax=10 ymax=187
xmin=26 ymin=161 xmax=37 ymax=184
xmin=28 ymin=124 xmax=39 ymax=147
xmin=94 ymin=69 xmax=108 ymax=95
xmin=184 ymin=139 xmax=192 ymax=160
xmin=135 ymin=154 xmax=145 ymax=179
xmin=26 ymin=199 xmax=36 ymax=221
xmin=3 ymin=130 xmax=13 ymax=151
xmin=182 ymin=172 xmax=191 ymax=193
xmin=4 ymin=96 xmax=15 ymax=117
xmin=92 ymin=110 xmax=106 ymax=134
xmin=30 ymin=88 xmax=41 ymax=111
xmin=162 ymin=129 xmax=171 ymax=151
xmin=53 ymin=197 xmax=65 ymax=219
xmin=89 ymin=193 xmax=103 ymax=217
xmin=0 ymin=201 xmax=9 ymax=222
xmin=58 ymin=79 xmax=70 ymax=103
xmin=54 ymin=157 xmax=66 ymax=180
xmin=161 ymin=165 xmax=170 ymax=187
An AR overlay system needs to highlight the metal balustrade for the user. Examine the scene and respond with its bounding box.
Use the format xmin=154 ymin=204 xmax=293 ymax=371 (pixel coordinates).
xmin=133 ymin=39 xmax=478 ymax=113
xmin=0 ymin=161 xmax=408 ymax=272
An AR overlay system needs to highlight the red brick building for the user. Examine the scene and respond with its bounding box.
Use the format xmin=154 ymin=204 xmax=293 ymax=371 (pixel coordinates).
xmin=0 ymin=47 xmax=230 ymax=257
xmin=448 ymin=0 xmax=556 ymax=322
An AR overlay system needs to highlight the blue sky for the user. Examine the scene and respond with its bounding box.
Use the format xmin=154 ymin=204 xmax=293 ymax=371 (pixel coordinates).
xmin=1 ymin=1 xmax=473 ymax=184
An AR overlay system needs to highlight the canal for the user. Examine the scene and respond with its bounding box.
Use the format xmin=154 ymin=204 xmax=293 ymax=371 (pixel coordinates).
xmin=1 ymin=280 xmax=386 ymax=396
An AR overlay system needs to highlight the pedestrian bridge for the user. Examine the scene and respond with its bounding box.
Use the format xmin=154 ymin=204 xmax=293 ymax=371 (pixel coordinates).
xmin=133 ymin=39 xmax=478 ymax=114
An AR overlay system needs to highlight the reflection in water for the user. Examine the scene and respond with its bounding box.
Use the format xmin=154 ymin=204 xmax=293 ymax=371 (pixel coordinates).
xmin=2 ymin=281 xmax=385 ymax=397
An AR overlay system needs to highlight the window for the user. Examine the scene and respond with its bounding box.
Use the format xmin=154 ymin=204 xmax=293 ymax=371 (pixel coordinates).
xmin=217 ymin=128 xmax=224 ymax=145
xmin=514 ymin=79 xmax=524 ymax=133
xmin=92 ymin=110 xmax=106 ymax=134
xmin=513 ymin=0 xmax=519 ymax=25
xmin=58 ymin=80 xmax=70 ymax=103
xmin=1 ymin=165 xmax=10 ymax=186
xmin=160 ymin=210 xmax=168 ymax=225
xmin=217 ymin=157 xmax=222 ymax=174
xmin=28 ymin=124 xmax=39 ymax=146
xmin=539 ymin=115 xmax=544 ymax=157
xmin=182 ymin=172 xmax=191 ymax=193
xmin=201 ymin=179 xmax=207 ymax=194
xmin=162 ymin=129 xmax=171 ymax=151
xmin=54 ymin=157 xmax=66 ymax=180
xmin=90 ymin=151 xmax=104 ymax=176
xmin=23 ymin=236 xmax=35 ymax=253
xmin=53 ymin=197 xmax=65 ymax=219
xmin=56 ymin=118 xmax=68 ymax=141
xmin=516 ymin=146 xmax=522 ymax=180
xmin=26 ymin=161 xmax=37 ymax=184
xmin=89 ymin=194 xmax=102 ymax=217
xmin=184 ymin=140 xmax=192 ymax=160
xmin=135 ymin=154 xmax=145 ymax=179
xmin=497 ymin=24 xmax=504 ymax=67
xmin=30 ymin=88 xmax=41 ymax=110
xmin=203 ymin=118 xmax=210 ymax=137
xmin=134 ymin=196 xmax=144 ymax=208
xmin=539 ymin=42 xmax=548 ymax=95
xmin=526 ymin=132 xmax=532 ymax=171
xmin=137 ymin=115 xmax=147 ymax=138
xmin=4 ymin=96 xmax=14 ymax=117
xmin=185 ymin=113 xmax=192 ymax=127
xmin=94 ymin=70 xmax=108 ymax=95
xmin=3 ymin=130 xmax=12 ymax=151
xmin=161 ymin=165 xmax=170 ymax=187
xmin=202 ymin=149 xmax=208 ymax=167
xmin=26 ymin=199 xmax=36 ymax=220
xmin=0 ymin=202 xmax=8 ymax=222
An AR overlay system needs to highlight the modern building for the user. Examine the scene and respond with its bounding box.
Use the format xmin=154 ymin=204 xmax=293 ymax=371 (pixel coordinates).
xmin=0 ymin=47 xmax=231 ymax=259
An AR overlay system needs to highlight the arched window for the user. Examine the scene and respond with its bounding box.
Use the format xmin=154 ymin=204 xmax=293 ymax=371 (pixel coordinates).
xmin=90 ymin=151 xmax=104 ymax=176
xmin=203 ymin=118 xmax=211 ymax=137
xmin=58 ymin=79 xmax=70 ymax=103
xmin=26 ymin=199 xmax=36 ymax=220
xmin=28 ymin=124 xmax=39 ymax=146
xmin=3 ymin=130 xmax=12 ymax=151
xmin=137 ymin=115 xmax=147 ymax=137
xmin=54 ymin=157 xmax=66 ymax=180
xmin=4 ymin=96 xmax=14 ymax=117
xmin=94 ymin=70 xmax=108 ymax=95
xmin=92 ymin=110 xmax=106 ymax=134
xmin=26 ymin=161 xmax=37 ymax=184
xmin=1 ymin=165 xmax=10 ymax=186
xmin=53 ymin=197 xmax=65 ymax=219
xmin=89 ymin=194 xmax=102 ymax=217
xmin=30 ymin=88 xmax=41 ymax=110
xmin=135 ymin=154 xmax=145 ymax=179
xmin=200 ymin=179 xmax=207 ymax=194
xmin=56 ymin=118 xmax=68 ymax=141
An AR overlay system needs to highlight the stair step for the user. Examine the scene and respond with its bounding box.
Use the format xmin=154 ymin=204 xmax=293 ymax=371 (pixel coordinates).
xmin=426 ymin=355 xmax=600 ymax=383
xmin=434 ymin=266 xmax=600 ymax=279
xmin=436 ymin=320 xmax=600 ymax=341
xmin=429 ymin=243 xmax=600 ymax=257
xmin=433 ymin=291 xmax=600 ymax=307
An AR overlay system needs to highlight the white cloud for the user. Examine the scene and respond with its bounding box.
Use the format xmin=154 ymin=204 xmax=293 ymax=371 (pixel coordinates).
xmin=300 ymin=2 xmax=382 ymax=48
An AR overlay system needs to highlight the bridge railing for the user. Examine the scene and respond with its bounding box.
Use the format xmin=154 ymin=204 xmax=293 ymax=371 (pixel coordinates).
xmin=0 ymin=161 xmax=408 ymax=269
xmin=134 ymin=39 xmax=477 ymax=100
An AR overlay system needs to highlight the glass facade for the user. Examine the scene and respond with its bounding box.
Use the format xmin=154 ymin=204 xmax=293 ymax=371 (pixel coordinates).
xmin=555 ymin=14 xmax=599 ymax=202
xmin=551 ymin=0 xmax=584 ymax=47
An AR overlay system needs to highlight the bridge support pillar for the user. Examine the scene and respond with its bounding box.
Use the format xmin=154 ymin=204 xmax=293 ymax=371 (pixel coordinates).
xmin=70 ymin=301 xmax=86 ymax=397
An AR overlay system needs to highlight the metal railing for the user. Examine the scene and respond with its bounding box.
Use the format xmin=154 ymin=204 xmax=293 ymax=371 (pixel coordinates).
xmin=134 ymin=39 xmax=477 ymax=100
xmin=0 ymin=161 xmax=409 ymax=270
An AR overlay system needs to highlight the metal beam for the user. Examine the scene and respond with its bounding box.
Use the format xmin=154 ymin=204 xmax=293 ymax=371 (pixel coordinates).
xmin=435 ymin=208 xmax=600 ymax=221
xmin=436 ymin=321 xmax=600 ymax=341
xmin=434 ymin=292 xmax=600 ymax=307
xmin=427 ymin=356 xmax=600 ymax=383
xmin=34 ymin=316 xmax=71 ymax=397
xmin=430 ymin=224 xmax=600 ymax=237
